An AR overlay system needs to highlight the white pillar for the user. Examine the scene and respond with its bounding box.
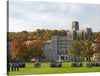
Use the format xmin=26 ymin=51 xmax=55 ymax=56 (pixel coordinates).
xmin=58 ymin=55 xmax=62 ymax=62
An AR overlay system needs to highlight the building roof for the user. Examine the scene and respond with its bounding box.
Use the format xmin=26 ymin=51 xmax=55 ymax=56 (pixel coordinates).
xmin=42 ymin=41 xmax=51 ymax=43
xmin=94 ymin=38 xmax=100 ymax=43
xmin=45 ymin=41 xmax=51 ymax=42
xmin=42 ymin=41 xmax=51 ymax=44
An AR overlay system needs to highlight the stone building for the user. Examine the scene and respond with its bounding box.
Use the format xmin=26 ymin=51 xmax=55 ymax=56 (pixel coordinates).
xmin=67 ymin=21 xmax=92 ymax=39
xmin=8 ymin=21 xmax=93 ymax=62
xmin=42 ymin=21 xmax=93 ymax=61
xmin=91 ymin=38 xmax=100 ymax=60
xmin=42 ymin=36 xmax=72 ymax=61
xmin=42 ymin=36 xmax=80 ymax=61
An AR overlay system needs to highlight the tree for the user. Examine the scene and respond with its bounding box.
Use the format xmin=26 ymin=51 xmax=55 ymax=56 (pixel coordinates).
xmin=69 ymin=39 xmax=82 ymax=60
xmin=73 ymin=31 xmax=77 ymax=40
xmin=84 ymin=32 xmax=88 ymax=40
xmin=83 ymin=38 xmax=93 ymax=61
xmin=40 ymin=29 xmax=45 ymax=41
xmin=26 ymin=40 xmax=45 ymax=58
xmin=69 ymin=38 xmax=93 ymax=61
xmin=92 ymin=32 xmax=100 ymax=42
xmin=81 ymin=31 xmax=84 ymax=40
xmin=11 ymin=39 xmax=28 ymax=60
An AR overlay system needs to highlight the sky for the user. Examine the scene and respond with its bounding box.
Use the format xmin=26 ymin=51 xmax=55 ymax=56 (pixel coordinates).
xmin=9 ymin=1 xmax=100 ymax=32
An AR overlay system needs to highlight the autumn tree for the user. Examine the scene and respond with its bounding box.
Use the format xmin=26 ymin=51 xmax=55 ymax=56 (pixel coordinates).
xmin=83 ymin=38 xmax=93 ymax=61
xmin=69 ymin=38 xmax=93 ymax=61
xmin=26 ymin=40 xmax=45 ymax=59
xmin=69 ymin=40 xmax=83 ymax=61
xmin=11 ymin=39 xmax=28 ymax=60
xmin=92 ymin=32 xmax=100 ymax=42
xmin=27 ymin=32 xmax=34 ymax=40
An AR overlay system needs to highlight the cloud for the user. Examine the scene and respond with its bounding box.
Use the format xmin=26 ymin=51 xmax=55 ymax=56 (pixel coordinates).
xmin=9 ymin=1 xmax=100 ymax=32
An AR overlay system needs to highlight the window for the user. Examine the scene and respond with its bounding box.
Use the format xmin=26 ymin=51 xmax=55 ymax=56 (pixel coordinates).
xmin=65 ymin=51 xmax=68 ymax=54
xmin=61 ymin=56 xmax=64 ymax=60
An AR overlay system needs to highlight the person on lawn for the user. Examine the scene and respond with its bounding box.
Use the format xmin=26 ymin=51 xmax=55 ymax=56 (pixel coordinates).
xmin=11 ymin=62 xmax=14 ymax=72
xmin=16 ymin=62 xmax=19 ymax=71
xmin=14 ymin=62 xmax=17 ymax=71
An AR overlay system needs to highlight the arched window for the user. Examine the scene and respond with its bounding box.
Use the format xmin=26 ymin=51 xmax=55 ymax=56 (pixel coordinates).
xmin=61 ymin=56 xmax=64 ymax=60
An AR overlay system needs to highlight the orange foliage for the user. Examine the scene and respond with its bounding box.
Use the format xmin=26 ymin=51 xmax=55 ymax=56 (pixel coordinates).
xmin=11 ymin=39 xmax=28 ymax=59
xmin=26 ymin=40 xmax=44 ymax=58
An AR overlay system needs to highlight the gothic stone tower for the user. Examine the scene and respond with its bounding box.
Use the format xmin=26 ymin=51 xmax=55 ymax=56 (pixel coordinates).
xmin=72 ymin=21 xmax=79 ymax=31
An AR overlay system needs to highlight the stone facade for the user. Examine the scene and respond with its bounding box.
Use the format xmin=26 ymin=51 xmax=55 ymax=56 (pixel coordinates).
xmin=42 ymin=36 xmax=81 ymax=61
xmin=51 ymin=36 xmax=69 ymax=61
xmin=42 ymin=21 xmax=92 ymax=61
xmin=72 ymin=21 xmax=79 ymax=31
xmin=67 ymin=21 xmax=92 ymax=39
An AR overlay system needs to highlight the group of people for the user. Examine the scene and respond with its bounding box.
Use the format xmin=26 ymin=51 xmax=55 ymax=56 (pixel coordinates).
xmin=86 ymin=62 xmax=100 ymax=67
xmin=18 ymin=62 xmax=25 ymax=68
xmin=7 ymin=62 xmax=25 ymax=72
xmin=50 ymin=62 xmax=62 ymax=67
xmin=50 ymin=59 xmax=62 ymax=67
xmin=71 ymin=62 xmax=82 ymax=67
xmin=71 ymin=62 xmax=100 ymax=68
xmin=11 ymin=62 xmax=19 ymax=71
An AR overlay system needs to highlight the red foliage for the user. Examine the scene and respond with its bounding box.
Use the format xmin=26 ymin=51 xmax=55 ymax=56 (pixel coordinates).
xmin=11 ymin=39 xmax=27 ymax=59
xmin=94 ymin=38 xmax=100 ymax=43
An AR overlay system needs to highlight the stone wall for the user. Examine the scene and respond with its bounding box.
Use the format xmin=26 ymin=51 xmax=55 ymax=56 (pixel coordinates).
xmin=38 ymin=21 xmax=93 ymax=62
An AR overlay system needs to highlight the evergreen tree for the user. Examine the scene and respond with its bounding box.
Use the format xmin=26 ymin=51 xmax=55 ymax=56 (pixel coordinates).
xmin=73 ymin=31 xmax=77 ymax=40
xmin=81 ymin=31 xmax=84 ymax=40
xmin=84 ymin=32 xmax=87 ymax=40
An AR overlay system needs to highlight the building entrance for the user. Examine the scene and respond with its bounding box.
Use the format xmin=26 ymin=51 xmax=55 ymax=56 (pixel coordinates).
xmin=61 ymin=56 xmax=64 ymax=60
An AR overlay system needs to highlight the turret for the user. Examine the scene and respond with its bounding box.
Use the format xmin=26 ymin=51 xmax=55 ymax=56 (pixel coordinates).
xmin=72 ymin=21 xmax=79 ymax=31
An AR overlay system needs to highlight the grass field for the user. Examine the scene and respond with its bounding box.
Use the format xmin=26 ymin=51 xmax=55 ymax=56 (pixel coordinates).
xmin=8 ymin=61 xmax=100 ymax=75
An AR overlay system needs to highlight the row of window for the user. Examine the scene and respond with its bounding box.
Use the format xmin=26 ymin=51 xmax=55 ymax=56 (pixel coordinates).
xmin=57 ymin=51 xmax=68 ymax=55
xmin=57 ymin=47 xmax=67 ymax=49
xmin=57 ymin=40 xmax=68 ymax=42
xmin=57 ymin=43 xmax=68 ymax=45
xmin=52 ymin=39 xmax=73 ymax=43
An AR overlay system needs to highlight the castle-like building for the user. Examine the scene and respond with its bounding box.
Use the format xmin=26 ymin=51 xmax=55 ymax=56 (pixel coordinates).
xmin=8 ymin=21 xmax=93 ymax=62
xmin=42 ymin=21 xmax=92 ymax=61
xmin=67 ymin=21 xmax=92 ymax=39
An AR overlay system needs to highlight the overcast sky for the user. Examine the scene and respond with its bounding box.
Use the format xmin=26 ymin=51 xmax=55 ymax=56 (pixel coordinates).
xmin=9 ymin=1 xmax=100 ymax=32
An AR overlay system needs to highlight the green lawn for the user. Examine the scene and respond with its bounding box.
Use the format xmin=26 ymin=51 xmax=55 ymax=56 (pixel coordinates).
xmin=8 ymin=61 xmax=100 ymax=75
